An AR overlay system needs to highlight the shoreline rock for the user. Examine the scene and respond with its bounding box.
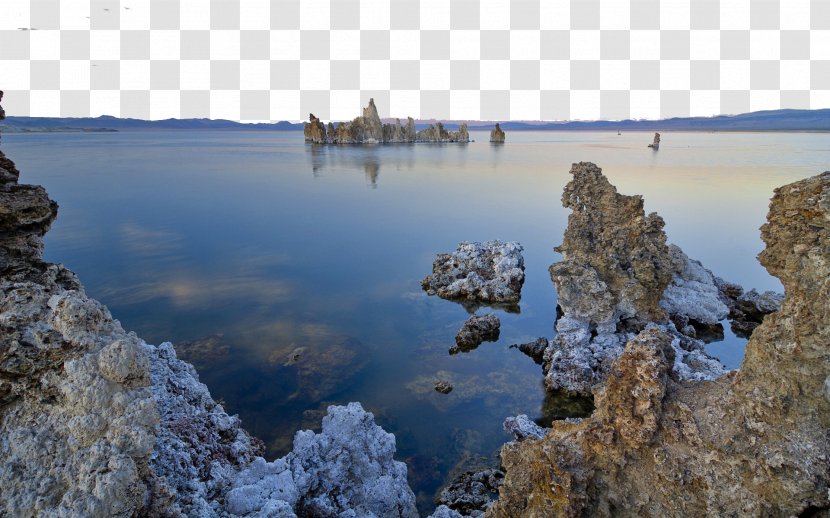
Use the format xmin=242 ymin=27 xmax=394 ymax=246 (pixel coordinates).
xmin=491 ymin=170 xmax=830 ymax=516
xmin=543 ymin=162 xmax=725 ymax=395
xmin=304 ymin=98 xmax=469 ymax=144
xmin=0 ymin=93 xmax=418 ymax=517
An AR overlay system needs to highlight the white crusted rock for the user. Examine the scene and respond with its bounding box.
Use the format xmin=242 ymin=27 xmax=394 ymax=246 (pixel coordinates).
xmin=422 ymin=241 xmax=525 ymax=307
xmin=660 ymin=244 xmax=729 ymax=325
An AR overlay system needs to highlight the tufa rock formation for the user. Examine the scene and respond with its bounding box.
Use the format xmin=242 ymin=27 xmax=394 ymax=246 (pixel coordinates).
xmin=0 ymin=93 xmax=418 ymax=517
xmin=544 ymin=162 xmax=726 ymax=395
xmin=422 ymin=241 xmax=525 ymax=311
xmin=491 ymin=169 xmax=830 ymax=517
xmin=303 ymin=98 xmax=469 ymax=144
xmin=453 ymin=314 xmax=501 ymax=354
xmin=489 ymin=123 xmax=505 ymax=143
xmin=648 ymin=132 xmax=660 ymax=150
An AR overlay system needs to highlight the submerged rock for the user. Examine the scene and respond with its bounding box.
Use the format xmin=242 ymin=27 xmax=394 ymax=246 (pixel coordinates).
xmin=435 ymin=380 xmax=454 ymax=394
xmin=489 ymin=123 xmax=505 ymax=143
xmin=453 ymin=314 xmax=501 ymax=353
xmin=544 ymin=162 xmax=724 ymax=395
xmin=491 ymin=170 xmax=830 ymax=517
xmin=648 ymin=132 xmax=660 ymax=149
xmin=305 ymin=99 xmax=469 ymax=144
xmin=422 ymin=241 xmax=525 ymax=309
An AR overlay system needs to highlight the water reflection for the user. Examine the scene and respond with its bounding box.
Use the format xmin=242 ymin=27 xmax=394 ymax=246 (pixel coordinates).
xmin=305 ymin=142 xmax=419 ymax=186
xmin=7 ymin=129 xmax=829 ymax=515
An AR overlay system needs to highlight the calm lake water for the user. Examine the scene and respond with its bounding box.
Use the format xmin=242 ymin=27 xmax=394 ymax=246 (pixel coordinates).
xmin=5 ymin=130 xmax=829 ymax=511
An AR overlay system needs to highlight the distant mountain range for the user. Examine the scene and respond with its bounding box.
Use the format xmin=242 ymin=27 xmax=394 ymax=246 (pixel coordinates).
xmin=3 ymin=108 xmax=829 ymax=132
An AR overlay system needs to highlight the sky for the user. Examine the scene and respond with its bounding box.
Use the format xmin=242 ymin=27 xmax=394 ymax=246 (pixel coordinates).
xmin=0 ymin=0 xmax=828 ymax=122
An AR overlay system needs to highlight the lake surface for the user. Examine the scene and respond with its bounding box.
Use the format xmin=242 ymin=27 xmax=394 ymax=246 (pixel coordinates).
xmin=5 ymin=130 xmax=829 ymax=511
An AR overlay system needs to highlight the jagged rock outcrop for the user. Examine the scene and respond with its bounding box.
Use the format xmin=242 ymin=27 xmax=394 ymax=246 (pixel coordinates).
xmin=490 ymin=170 xmax=830 ymax=517
xmin=304 ymin=99 xmax=469 ymax=144
xmin=0 ymin=94 xmax=418 ymax=517
xmin=422 ymin=241 xmax=525 ymax=309
xmin=489 ymin=123 xmax=505 ymax=143
xmin=715 ymin=277 xmax=783 ymax=337
xmin=434 ymin=467 xmax=504 ymax=517
xmin=225 ymin=402 xmax=418 ymax=518
xmin=544 ymin=162 xmax=724 ymax=395
xmin=453 ymin=314 xmax=500 ymax=353
xmin=302 ymin=113 xmax=327 ymax=144
xmin=509 ymin=337 xmax=548 ymax=364
xmin=503 ymin=415 xmax=547 ymax=441
xmin=648 ymin=132 xmax=660 ymax=149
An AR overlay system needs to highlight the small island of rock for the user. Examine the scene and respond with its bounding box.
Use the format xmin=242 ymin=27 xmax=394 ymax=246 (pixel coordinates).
xmin=648 ymin=132 xmax=660 ymax=150
xmin=490 ymin=123 xmax=506 ymax=143
xmin=304 ymin=98 xmax=469 ymax=144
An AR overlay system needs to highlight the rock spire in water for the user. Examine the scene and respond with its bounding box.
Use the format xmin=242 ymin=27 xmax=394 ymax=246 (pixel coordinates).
xmin=648 ymin=132 xmax=660 ymax=149
xmin=491 ymin=168 xmax=830 ymax=517
xmin=490 ymin=123 xmax=505 ymax=143
xmin=303 ymin=98 xmax=469 ymax=144
xmin=544 ymin=162 xmax=726 ymax=395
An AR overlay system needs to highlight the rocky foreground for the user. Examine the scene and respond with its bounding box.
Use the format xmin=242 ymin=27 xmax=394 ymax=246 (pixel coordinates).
xmin=489 ymin=166 xmax=830 ymax=516
xmin=304 ymin=98 xmax=470 ymax=144
xmin=3 ymin=83 xmax=829 ymax=517
xmin=0 ymin=92 xmax=418 ymax=517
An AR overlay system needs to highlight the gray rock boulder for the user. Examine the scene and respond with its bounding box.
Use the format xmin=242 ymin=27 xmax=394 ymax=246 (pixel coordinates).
xmin=453 ymin=314 xmax=501 ymax=353
xmin=225 ymin=402 xmax=418 ymax=518
xmin=422 ymin=241 xmax=525 ymax=308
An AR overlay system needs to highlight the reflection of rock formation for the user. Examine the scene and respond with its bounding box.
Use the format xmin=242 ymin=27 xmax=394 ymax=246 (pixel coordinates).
xmin=0 ymin=93 xmax=418 ymax=517
xmin=544 ymin=162 xmax=725 ymax=395
xmin=304 ymin=99 xmax=470 ymax=144
xmin=491 ymin=170 xmax=830 ymax=517
xmin=422 ymin=241 xmax=525 ymax=311
xmin=364 ymin=157 xmax=380 ymax=186
xmin=489 ymin=123 xmax=505 ymax=143
xmin=648 ymin=132 xmax=660 ymax=149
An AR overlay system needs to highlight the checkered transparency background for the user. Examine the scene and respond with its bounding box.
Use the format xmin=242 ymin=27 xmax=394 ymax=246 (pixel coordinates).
xmin=0 ymin=0 xmax=828 ymax=122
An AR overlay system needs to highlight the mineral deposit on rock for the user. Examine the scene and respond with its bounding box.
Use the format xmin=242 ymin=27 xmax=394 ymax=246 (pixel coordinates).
xmin=489 ymin=123 xmax=505 ymax=143
xmin=304 ymin=98 xmax=469 ymax=144
xmin=422 ymin=241 xmax=525 ymax=308
xmin=544 ymin=162 xmax=725 ymax=395
xmin=491 ymin=170 xmax=830 ymax=517
xmin=453 ymin=313 xmax=501 ymax=353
